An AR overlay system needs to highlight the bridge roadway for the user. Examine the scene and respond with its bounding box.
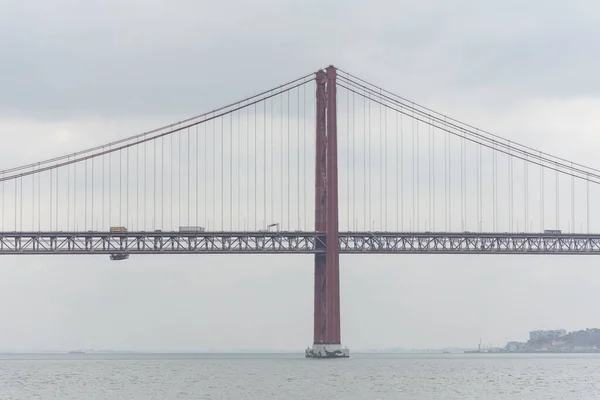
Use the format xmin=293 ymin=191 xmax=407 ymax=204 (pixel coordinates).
xmin=1 ymin=231 xmax=600 ymax=255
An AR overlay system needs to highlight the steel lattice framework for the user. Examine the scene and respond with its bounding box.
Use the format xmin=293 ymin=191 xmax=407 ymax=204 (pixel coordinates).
xmin=2 ymin=231 xmax=600 ymax=255
xmin=0 ymin=232 xmax=323 ymax=255
xmin=338 ymin=233 xmax=600 ymax=254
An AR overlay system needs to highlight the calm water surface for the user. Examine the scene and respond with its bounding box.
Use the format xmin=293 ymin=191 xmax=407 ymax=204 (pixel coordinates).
xmin=1 ymin=353 xmax=600 ymax=399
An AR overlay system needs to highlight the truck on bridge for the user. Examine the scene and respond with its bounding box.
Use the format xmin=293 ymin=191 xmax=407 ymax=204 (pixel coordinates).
xmin=109 ymin=226 xmax=129 ymax=261
xmin=179 ymin=226 xmax=205 ymax=232
xmin=544 ymin=229 xmax=562 ymax=234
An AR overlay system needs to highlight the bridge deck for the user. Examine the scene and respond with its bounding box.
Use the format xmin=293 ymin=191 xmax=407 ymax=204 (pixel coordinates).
xmin=0 ymin=232 xmax=599 ymax=255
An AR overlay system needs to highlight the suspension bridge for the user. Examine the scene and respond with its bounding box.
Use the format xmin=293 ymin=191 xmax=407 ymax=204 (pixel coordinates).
xmin=2 ymin=65 xmax=600 ymax=357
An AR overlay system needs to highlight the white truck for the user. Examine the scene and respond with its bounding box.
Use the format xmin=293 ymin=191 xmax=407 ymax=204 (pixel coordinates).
xmin=179 ymin=226 xmax=205 ymax=233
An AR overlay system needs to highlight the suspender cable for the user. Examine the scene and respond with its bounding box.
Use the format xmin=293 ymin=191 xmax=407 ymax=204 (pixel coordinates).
xmin=384 ymin=101 xmax=388 ymax=231
xmin=19 ymin=177 xmax=22 ymax=231
xmin=463 ymin=131 xmax=467 ymax=230
xmin=396 ymin=111 xmax=399 ymax=230
xmin=352 ymin=88 xmax=356 ymax=230
xmin=254 ymin=104 xmax=258 ymax=230
xmin=477 ymin=142 xmax=481 ymax=232
xmin=429 ymin=120 xmax=432 ymax=231
xmin=155 ymin=132 xmax=158 ymax=229
xmin=556 ymin=165 xmax=560 ymax=229
xmin=206 ymin=124 xmax=211 ymax=228
xmin=212 ymin=119 xmax=216 ymax=231
xmin=445 ymin=120 xmax=449 ymax=231
xmin=196 ymin=124 xmax=199 ymax=229
xmin=304 ymin=84 xmax=307 ymax=230
xmin=1 ymin=173 xmax=4 ymax=231
xmin=13 ymin=177 xmax=17 ymax=230
xmin=540 ymin=151 xmax=544 ymax=231
xmin=447 ymin=118 xmax=451 ymax=231
xmin=416 ymin=109 xmax=420 ymax=232
xmin=492 ymin=142 xmax=496 ymax=231
xmin=138 ymin=139 xmax=141 ymax=230
xmin=230 ymin=114 xmax=233 ymax=230
xmin=412 ymin=108 xmax=416 ymax=232
xmin=432 ymin=120 xmax=436 ymax=231
xmin=495 ymin=142 xmax=499 ymax=231
xmin=571 ymin=163 xmax=575 ymax=233
xmin=524 ymin=155 xmax=528 ymax=232
xmin=508 ymin=144 xmax=512 ymax=232
xmin=363 ymin=92 xmax=367 ymax=230
xmin=380 ymin=95 xmax=383 ymax=229
xmin=221 ymin=117 xmax=225 ymax=230
xmin=125 ymin=145 xmax=128 ymax=227
xmin=82 ymin=162 xmax=86 ymax=230
xmin=298 ymin=86 xmax=301 ymax=230
xmin=144 ymin=139 xmax=147 ymax=230
xmin=38 ymin=170 xmax=41 ymax=231
xmin=91 ymin=157 xmax=94 ymax=230
xmin=109 ymin=148 xmax=112 ymax=228
xmin=188 ymin=127 xmax=190 ymax=229
xmin=287 ymin=91 xmax=290 ymax=230
xmin=587 ymin=176 xmax=590 ymax=233
xmin=368 ymin=94 xmax=372 ymax=230
xmin=170 ymin=133 xmax=173 ymax=230
xmin=271 ymin=98 xmax=274 ymax=226
xmin=280 ymin=95 xmax=283 ymax=230
xmin=400 ymin=110 xmax=404 ymax=231
xmin=178 ymin=129 xmax=182 ymax=229
xmin=74 ymin=162 xmax=77 ymax=230
xmin=119 ymin=149 xmax=122 ymax=225
xmin=67 ymin=158 xmax=70 ymax=230
xmin=32 ymin=167 xmax=35 ymax=231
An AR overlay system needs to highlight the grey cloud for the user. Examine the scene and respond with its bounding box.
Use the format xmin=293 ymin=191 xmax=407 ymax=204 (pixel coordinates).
xmin=5 ymin=0 xmax=598 ymax=120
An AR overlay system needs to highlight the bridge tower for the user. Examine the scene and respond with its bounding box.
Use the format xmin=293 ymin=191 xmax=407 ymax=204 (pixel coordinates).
xmin=306 ymin=66 xmax=349 ymax=358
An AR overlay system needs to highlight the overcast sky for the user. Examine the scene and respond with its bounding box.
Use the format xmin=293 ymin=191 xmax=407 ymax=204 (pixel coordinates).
xmin=2 ymin=0 xmax=600 ymax=352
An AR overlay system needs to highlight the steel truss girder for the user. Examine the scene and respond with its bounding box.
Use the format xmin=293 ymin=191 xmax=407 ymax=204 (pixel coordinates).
xmin=0 ymin=232 xmax=324 ymax=254
xmin=338 ymin=232 xmax=600 ymax=254
xmin=1 ymin=232 xmax=600 ymax=255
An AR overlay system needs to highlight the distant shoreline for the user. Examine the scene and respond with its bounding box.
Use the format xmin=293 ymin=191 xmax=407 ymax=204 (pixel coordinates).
xmin=3 ymin=350 xmax=600 ymax=356
xmin=465 ymin=351 xmax=600 ymax=354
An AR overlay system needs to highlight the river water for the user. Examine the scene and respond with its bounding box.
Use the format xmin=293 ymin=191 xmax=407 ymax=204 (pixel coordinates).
xmin=1 ymin=353 xmax=599 ymax=399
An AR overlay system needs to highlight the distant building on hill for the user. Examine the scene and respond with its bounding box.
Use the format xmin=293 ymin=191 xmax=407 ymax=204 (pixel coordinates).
xmin=529 ymin=329 xmax=566 ymax=342
xmin=496 ymin=328 xmax=600 ymax=353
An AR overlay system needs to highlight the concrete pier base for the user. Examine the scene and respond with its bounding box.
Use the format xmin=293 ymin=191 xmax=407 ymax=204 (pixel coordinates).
xmin=305 ymin=343 xmax=349 ymax=358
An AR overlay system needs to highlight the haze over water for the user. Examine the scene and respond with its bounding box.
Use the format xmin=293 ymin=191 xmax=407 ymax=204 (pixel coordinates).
xmin=2 ymin=353 xmax=599 ymax=399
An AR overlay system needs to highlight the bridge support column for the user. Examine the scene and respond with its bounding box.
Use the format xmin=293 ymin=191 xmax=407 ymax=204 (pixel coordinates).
xmin=306 ymin=66 xmax=348 ymax=359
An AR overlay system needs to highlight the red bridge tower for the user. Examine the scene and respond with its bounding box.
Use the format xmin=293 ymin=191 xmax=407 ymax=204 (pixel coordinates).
xmin=305 ymin=66 xmax=349 ymax=358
